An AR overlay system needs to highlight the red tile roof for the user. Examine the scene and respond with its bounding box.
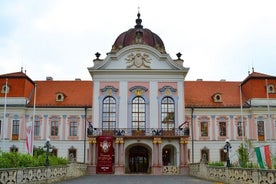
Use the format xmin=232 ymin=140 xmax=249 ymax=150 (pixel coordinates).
xmin=29 ymin=80 xmax=92 ymax=107
xmin=184 ymin=81 xmax=241 ymax=107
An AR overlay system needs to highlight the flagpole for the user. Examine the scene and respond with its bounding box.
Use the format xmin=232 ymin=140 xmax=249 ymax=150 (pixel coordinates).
xmin=239 ymin=84 xmax=245 ymax=147
xmin=2 ymin=78 xmax=8 ymax=152
xmin=265 ymin=79 xmax=273 ymax=169
xmin=265 ymin=79 xmax=272 ymax=144
xmin=32 ymin=83 xmax=37 ymax=156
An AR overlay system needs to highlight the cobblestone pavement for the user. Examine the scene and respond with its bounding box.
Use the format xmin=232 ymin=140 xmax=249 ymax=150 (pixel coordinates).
xmin=57 ymin=175 xmax=216 ymax=184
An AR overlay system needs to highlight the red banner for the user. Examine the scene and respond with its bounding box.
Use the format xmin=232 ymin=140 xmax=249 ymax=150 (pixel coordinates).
xmin=97 ymin=136 xmax=113 ymax=174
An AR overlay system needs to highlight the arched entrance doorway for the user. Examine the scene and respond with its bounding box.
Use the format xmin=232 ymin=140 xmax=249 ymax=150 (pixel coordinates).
xmin=128 ymin=146 xmax=149 ymax=173
xmin=162 ymin=145 xmax=176 ymax=166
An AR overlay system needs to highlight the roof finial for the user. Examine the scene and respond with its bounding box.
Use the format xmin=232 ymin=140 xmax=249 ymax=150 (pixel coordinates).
xmin=135 ymin=7 xmax=143 ymax=29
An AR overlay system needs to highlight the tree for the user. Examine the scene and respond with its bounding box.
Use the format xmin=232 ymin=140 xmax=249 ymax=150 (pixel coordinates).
xmin=237 ymin=143 xmax=249 ymax=168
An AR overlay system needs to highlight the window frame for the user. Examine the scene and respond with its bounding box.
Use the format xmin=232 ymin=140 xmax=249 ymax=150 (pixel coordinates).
xmin=161 ymin=97 xmax=175 ymax=130
xmin=131 ymin=96 xmax=146 ymax=130
xmin=51 ymin=121 xmax=59 ymax=136
xmin=69 ymin=121 xmax=78 ymax=136
xmin=200 ymin=122 xmax=208 ymax=137
xmin=102 ymin=96 xmax=116 ymax=130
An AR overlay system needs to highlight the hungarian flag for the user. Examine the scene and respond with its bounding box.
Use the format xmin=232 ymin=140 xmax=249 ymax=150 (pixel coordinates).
xmin=255 ymin=145 xmax=272 ymax=169
xmin=25 ymin=121 xmax=33 ymax=155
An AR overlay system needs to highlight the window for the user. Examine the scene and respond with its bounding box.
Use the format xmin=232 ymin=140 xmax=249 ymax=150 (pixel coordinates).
xmin=220 ymin=149 xmax=227 ymax=162
xmin=267 ymin=84 xmax=275 ymax=93
xmin=213 ymin=93 xmax=222 ymax=103
xmin=68 ymin=147 xmax=77 ymax=162
xmin=56 ymin=92 xmax=65 ymax=101
xmin=1 ymin=84 xmax=9 ymax=94
xmin=52 ymin=148 xmax=58 ymax=157
xmin=161 ymin=97 xmax=175 ymax=130
xmin=51 ymin=121 xmax=59 ymax=136
xmin=201 ymin=147 xmax=209 ymax=162
xmin=132 ymin=96 xmax=146 ymax=130
xmin=200 ymin=122 xmax=208 ymax=136
xmin=0 ymin=120 xmax=1 ymax=136
xmin=34 ymin=121 xmax=40 ymax=136
xmin=10 ymin=145 xmax=18 ymax=152
xmin=237 ymin=121 xmax=245 ymax=137
xmin=102 ymin=96 xmax=116 ymax=130
xmin=219 ymin=122 xmax=226 ymax=136
xmin=70 ymin=122 xmax=77 ymax=136
xmin=257 ymin=121 xmax=264 ymax=141
xmin=12 ymin=120 xmax=20 ymax=140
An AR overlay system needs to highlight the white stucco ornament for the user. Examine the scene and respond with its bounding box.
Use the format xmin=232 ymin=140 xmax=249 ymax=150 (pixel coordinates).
xmin=125 ymin=52 xmax=151 ymax=69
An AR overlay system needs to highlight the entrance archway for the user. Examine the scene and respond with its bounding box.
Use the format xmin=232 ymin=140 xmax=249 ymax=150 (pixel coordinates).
xmin=128 ymin=146 xmax=149 ymax=173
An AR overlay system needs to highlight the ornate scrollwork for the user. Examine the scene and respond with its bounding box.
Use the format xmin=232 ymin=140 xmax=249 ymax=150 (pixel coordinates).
xmin=125 ymin=52 xmax=151 ymax=69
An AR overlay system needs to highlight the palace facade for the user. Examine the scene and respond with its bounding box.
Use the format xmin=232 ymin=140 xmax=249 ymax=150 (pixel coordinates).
xmin=0 ymin=13 xmax=276 ymax=175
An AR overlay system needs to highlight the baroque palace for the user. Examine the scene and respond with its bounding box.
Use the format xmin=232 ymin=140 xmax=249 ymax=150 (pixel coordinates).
xmin=0 ymin=13 xmax=276 ymax=175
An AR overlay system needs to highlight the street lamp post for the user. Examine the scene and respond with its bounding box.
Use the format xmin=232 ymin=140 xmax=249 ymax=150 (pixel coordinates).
xmin=224 ymin=139 xmax=232 ymax=167
xmin=44 ymin=138 xmax=53 ymax=167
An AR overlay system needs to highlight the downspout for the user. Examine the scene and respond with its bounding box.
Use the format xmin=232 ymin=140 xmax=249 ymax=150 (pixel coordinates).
xmin=84 ymin=106 xmax=87 ymax=163
xmin=191 ymin=107 xmax=194 ymax=163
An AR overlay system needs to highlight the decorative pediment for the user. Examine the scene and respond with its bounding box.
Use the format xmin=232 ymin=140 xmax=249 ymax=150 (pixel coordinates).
xmin=100 ymin=86 xmax=118 ymax=95
xmin=129 ymin=86 xmax=148 ymax=96
xmin=159 ymin=86 xmax=177 ymax=95
xmin=125 ymin=52 xmax=151 ymax=69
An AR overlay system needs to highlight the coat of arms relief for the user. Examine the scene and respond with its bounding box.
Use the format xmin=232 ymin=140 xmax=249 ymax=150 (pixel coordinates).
xmin=125 ymin=52 xmax=151 ymax=69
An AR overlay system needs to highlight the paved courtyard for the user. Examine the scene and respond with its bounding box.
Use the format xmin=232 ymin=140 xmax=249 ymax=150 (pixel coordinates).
xmin=57 ymin=175 xmax=216 ymax=184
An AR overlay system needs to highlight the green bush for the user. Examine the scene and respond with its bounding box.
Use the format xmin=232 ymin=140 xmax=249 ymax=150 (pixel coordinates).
xmin=0 ymin=151 xmax=68 ymax=168
xmin=208 ymin=161 xmax=224 ymax=166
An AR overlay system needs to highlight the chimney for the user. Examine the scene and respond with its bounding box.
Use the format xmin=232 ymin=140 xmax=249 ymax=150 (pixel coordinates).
xmin=46 ymin=76 xmax=53 ymax=81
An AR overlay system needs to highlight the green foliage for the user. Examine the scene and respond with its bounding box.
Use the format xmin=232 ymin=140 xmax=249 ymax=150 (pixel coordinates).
xmin=208 ymin=161 xmax=224 ymax=166
xmin=0 ymin=151 xmax=68 ymax=168
xmin=272 ymin=156 xmax=276 ymax=169
xmin=237 ymin=143 xmax=249 ymax=168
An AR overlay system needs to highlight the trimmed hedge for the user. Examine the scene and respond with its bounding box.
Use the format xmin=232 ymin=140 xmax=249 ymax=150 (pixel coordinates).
xmin=0 ymin=151 xmax=68 ymax=168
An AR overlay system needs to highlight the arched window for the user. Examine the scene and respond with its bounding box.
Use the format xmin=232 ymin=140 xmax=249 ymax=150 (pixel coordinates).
xmin=102 ymin=96 xmax=116 ymax=130
xmin=161 ymin=97 xmax=175 ymax=130
xmin=132 ymin=96 xmax=146 ymax=130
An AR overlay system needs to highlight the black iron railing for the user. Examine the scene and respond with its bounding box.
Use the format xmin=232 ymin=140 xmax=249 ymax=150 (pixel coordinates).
xmin=87 ymin=127 xmax=189 ymax=137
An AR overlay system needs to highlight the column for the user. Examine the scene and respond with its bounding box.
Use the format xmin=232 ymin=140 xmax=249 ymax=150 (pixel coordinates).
xmin=87 ymin=138 xmax=97 ymax=175
xmin=114 ymin=139 xmax=119 ymax=166
xmin=152 ymin=137 xmax=162 ymax=175
xmin=179 ymin=138 xmax=189 ymax=175
xmin=114 ymin=138 xmax=125 ymax=175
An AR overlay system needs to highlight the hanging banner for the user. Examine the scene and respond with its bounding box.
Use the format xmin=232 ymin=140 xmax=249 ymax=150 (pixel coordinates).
xmin=97 ymin=136 xmax=113 ymax=174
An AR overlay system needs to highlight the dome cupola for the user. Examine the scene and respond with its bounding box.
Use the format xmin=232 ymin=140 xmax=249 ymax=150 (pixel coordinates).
xmin=111 ymin=12 xmax=166 ymax=54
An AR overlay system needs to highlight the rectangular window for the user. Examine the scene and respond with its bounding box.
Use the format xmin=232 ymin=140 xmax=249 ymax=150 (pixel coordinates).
xmin=220 ymin=149 xmax=227 ymax=162
xmin=51 ymin=121 xmax=58 ymax=136
xmin=219 ymin=122 xmax=226 ymax=136
xmin=34 ymin=121 xmax=40 ymax=136
xmin=237 ymin=121 xmax=245 ymax=136
xmin=12 ymin=120 xmax=20 ymax=140
xmin=257 ymin=121 xmax=264 ymax=141
xmin=70 ymin=122 xmax=77 ymax=136
xmin=201 ymin=122 xmax=208 ymax=136
xmin=0 ymin=120 xmax=1 ymax=136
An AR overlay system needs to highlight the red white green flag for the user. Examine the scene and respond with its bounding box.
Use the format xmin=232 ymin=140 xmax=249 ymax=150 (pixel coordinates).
xmin=255 ymin=145 xmax=272 ymax=169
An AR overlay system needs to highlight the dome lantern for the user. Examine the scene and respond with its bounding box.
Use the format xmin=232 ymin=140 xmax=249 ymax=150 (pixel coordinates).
xmin=111 ymin=12 xmax=166 ymax=54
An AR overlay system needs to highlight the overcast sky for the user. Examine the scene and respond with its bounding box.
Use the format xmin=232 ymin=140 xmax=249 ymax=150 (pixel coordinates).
xmin=0 ymin=0 xmax=275 ymax=81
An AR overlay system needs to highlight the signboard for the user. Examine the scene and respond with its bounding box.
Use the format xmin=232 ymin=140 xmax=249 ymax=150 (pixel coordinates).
xmin=97 ymin=136 xmax=113 ymax=174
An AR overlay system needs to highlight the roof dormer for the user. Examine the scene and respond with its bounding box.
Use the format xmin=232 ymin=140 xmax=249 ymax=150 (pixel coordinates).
xmin=213 ymin=93 xmax=222 ymax=103
xmin=1 ymin=84 xmax=9 ymax=94
xmin=56 ymin=92 xmax=65 ymax=102
xmin=267 ymin=84 xmax=275 ymax=93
